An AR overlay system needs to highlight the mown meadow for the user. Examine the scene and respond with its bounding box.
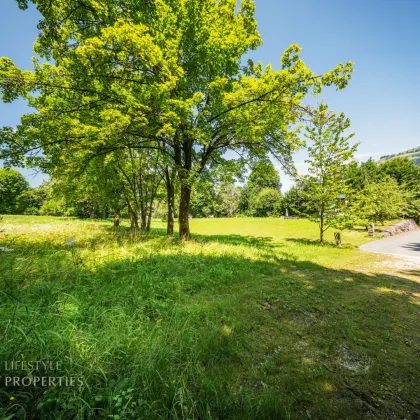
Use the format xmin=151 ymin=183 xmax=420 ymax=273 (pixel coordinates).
xmin=0 ymin=216 xmax=419 ymax=419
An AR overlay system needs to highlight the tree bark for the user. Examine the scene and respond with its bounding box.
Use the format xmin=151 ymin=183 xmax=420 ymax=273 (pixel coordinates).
xmin=128 ymin=202 xmax=139 ymax=230
xmin=140 ymin=211 xmax=147 ymax=231
xmin=179 ymin=183 xmax=191 ymax=240
xmin=174 ymin=130 xmax=193 ymax=240
xmin=165 ymin=168 xmax=175 ymax=236
xmin=146 ymin=207 xmax=152 ymax=232
xmin=131 ymin=212 xmax=139 ymax=230
xmin=132 ymin=213 xmax=139 ymax=230
xmin=320 ymin=208 xmax=324 ymax=245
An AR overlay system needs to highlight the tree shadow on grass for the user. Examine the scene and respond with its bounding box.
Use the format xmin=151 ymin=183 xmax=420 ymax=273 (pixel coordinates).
xmin=189 ymin=232 xmax=276 ymax=248
xmin=1 ymin=233 xmax=419 ymax=419
xmin=102 ymin=224 xmax=277 ymax=248
xmin=284 ymin=237 xmax=355 ymax=249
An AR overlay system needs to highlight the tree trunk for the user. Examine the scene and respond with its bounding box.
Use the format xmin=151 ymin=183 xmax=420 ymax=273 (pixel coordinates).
xmin=179 ymin=184 xmax=191 ymax=240
xmin=146 ymin=208 xmax=152 ymax=232
xmin=165 ymin=168 xmax=175 ymax=237
xmin=167 ymin=186 xmax=175 ymax=236
xmin=320 ymin=210 xmax=324 ymax=245
xmin=113 ymin=210 xmax=120 ymax=227
xmin=174 ymin=131 xmax=193 ymax=240
xmin=90 ymin=206 xmax=95 ymax=219
xmin=140 ymin=211 xmax=147 ymax=231
xmin=131 ymin=212 xmax=139 ymax=230
xmin=128 ymin=202 xmax=139 ymax=230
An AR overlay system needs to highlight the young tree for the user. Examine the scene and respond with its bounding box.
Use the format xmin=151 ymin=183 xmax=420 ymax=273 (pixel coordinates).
xmin=0 ymin=0 xmax=354 ymax=239
xmin=299 ymin=104 xmax=358 ymax=245
xmin=111 ymin=149 xmax=164 ymax=231
xmin=190 ymin=161 xmax=243 ymax=218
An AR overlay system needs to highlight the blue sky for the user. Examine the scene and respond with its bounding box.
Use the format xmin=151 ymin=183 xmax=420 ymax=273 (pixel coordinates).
xmin=1 ymin=0 xmax=419 ymax=189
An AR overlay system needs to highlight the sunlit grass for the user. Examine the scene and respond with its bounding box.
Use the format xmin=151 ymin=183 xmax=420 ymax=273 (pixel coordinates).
xmin=0 ymin=215 xmax=418 ymax=419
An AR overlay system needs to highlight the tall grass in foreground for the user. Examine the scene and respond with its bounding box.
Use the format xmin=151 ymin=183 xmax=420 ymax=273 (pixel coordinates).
xmin=0 ymin=216 xmax=419 ymax=419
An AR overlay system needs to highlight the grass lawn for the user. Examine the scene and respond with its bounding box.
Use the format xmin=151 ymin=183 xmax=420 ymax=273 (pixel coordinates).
xmin=0 ymin=215 xmax=419 ymax=419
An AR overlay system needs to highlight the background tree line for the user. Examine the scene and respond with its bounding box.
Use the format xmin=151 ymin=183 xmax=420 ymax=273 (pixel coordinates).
xmin=2 ymin=152 xmax=419 ymax=230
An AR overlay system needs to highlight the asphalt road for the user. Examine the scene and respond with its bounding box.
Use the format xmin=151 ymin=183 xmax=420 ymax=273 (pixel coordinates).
xmin=359 ymin=229 xmax=420 ymax=260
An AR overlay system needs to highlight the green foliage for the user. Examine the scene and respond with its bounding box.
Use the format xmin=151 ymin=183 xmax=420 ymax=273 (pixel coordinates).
xmin=344 ymin=157 xmax=420 ymax=222
xmin=380 ymin=157 xmax=420 ymax=190
xmin=0 ymin=168 xmax=30 ymax=214
xmin=283 ymin=182 xmax=310 ymax=216
xmin=248 ymin=158 xmax=281 ymax=192
xmin=358 ymin=178 xmax=409 ymax=224
xmin=239 ymin=158 xmax=282 ymax=216
xmin=215 ymin=184 xmax=242 ymax=217
xmin=346 ymin=159 xmax=382 ymax=190
xmin=190 ymin=180 xmax=216 ymax=218
xmin=379 ymin=158 xmax=420 ymax=222
xmin=190 ymin=181 xmax=242 ymax=218
xmin=39 ymin=197 xmax=71 ymax=217
xmin=249 ymin=187 xmax=282 ymax=217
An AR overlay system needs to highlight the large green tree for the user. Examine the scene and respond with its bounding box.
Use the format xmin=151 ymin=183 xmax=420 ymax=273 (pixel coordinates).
xmin=359 ymin=178 xmax=409 ymax=225
xmin=0 ymin=168 xmax=30 ymax=214
xmin=250 ymin=187 xmax=282 ymax=217
xmin=239 ymin=157 xmax=281 ymax=215
xmin=0 ymin=0 xmax=353 ymax=239
xmin=248 ymin=158 xmax=281 ymax=192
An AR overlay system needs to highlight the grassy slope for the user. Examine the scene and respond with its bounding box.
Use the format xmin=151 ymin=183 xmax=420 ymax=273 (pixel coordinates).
xmin=0 ymin=216 xmax=419 ymax=419
xmin=380 ymin=146 xmax=420 ymax=165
